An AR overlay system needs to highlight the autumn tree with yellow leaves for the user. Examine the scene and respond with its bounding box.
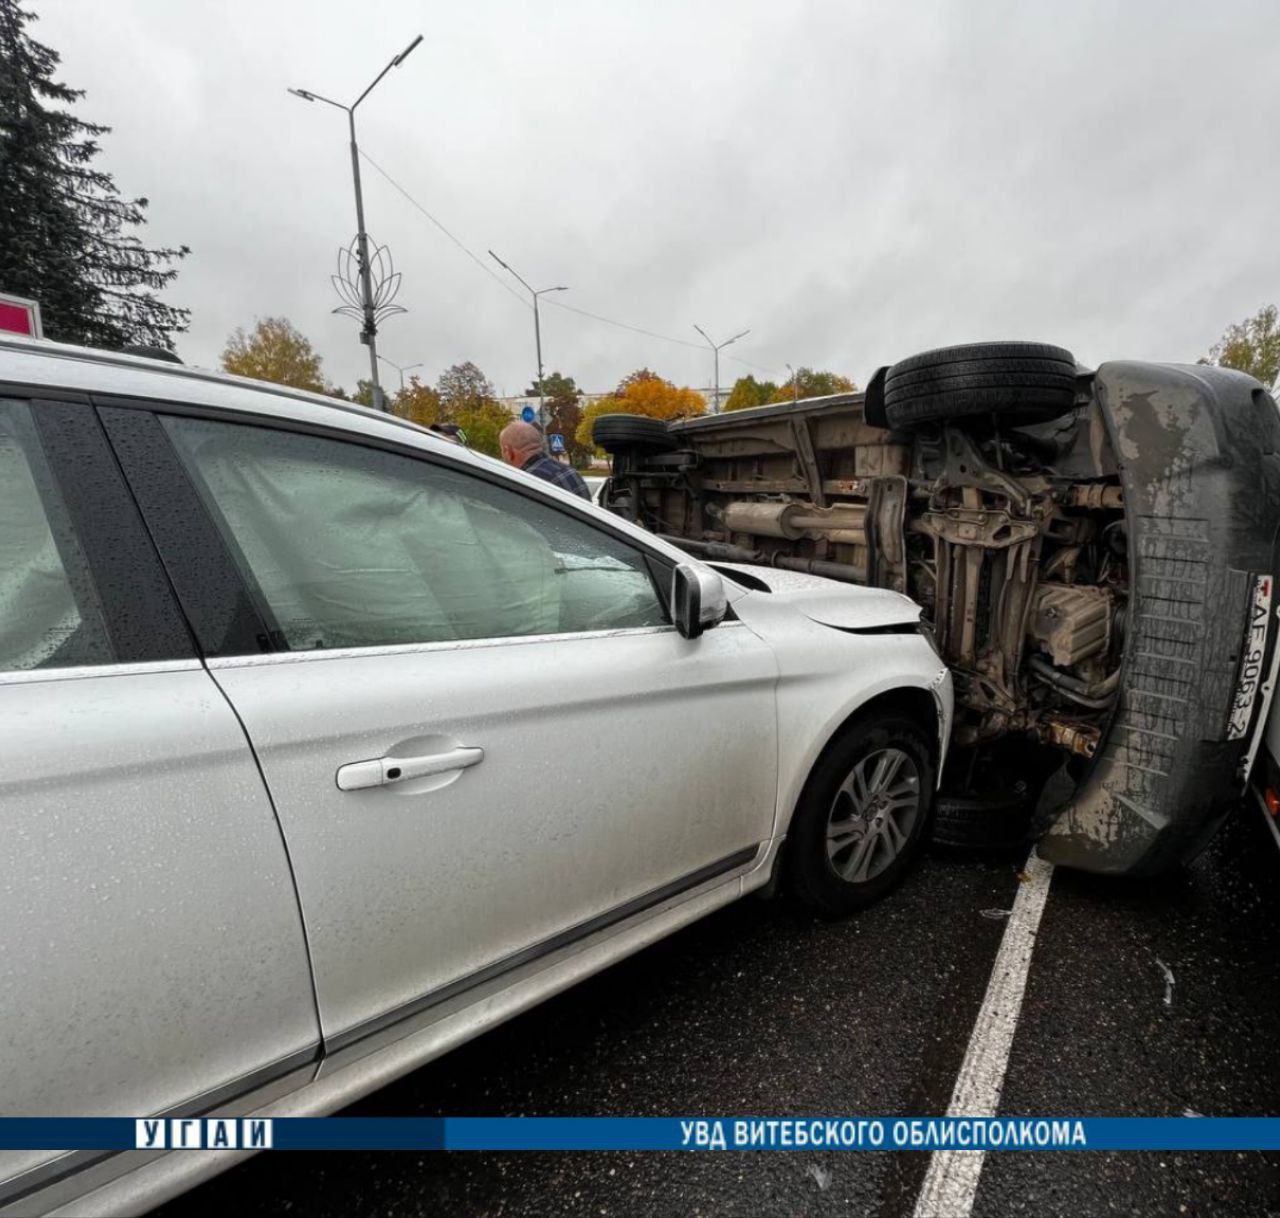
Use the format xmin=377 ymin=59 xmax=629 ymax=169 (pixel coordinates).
xmin=1200 ymin=304 xmax=1280 ymax=389
xmin=767 ymin=367 xmax=857 ymax=403
xmin=392 ymin=376 xmax=441 ymax=427
xmin=222 ymin=317 xmax=326 ymax=393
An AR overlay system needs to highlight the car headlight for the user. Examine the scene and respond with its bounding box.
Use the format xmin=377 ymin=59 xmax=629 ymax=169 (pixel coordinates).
xmin=916 ymin=618 xmax=945 ymax=664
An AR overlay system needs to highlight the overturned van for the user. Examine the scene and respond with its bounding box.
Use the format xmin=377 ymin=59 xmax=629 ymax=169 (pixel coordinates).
xmin=596 ymin=342 xmax=1280 ymax=876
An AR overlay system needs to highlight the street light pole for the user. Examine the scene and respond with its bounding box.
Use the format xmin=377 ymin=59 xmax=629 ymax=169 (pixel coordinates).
xmin=346 ymin=107 xmax=381 ymax=407
xmin=694 ymin=325 xmax=749 ymax=413
xmin=786 ymin=362 xmax=799 ymax=404
xmin=290 ymin=34 xmax=422 ymax=413
xmin=532 ymin=293 xmax=545 ymax=425
xmin=378 ymin=355 xmax=423 ymax=393
xmin=488 ymin=250 xmax=567 ymax=433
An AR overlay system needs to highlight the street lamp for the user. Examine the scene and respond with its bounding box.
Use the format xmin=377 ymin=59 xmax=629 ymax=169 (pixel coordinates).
xmin=488 ymin=250 xmax=567 ymax=432
xmin=289 ymin=33 xmax=423 ymax=413
xmin=694 ymin=325 xmax=749 ymax=413
xmin=378 ymin=355 xmax=423 ymax=394
xmin=786 ymin=362 xmax=799 ymax=404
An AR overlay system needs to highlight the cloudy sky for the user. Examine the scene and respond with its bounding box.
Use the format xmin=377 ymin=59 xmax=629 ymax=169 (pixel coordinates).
xmin=33 ymin=0 xmax=1280 ymax=397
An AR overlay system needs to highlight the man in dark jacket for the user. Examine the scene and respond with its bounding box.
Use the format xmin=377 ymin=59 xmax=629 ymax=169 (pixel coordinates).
xmin=499 ymin=421 xmax=590 ymax=500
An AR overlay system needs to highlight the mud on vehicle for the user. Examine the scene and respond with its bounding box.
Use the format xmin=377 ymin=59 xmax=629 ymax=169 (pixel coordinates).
xmin=596 ymin=342 xmax=1280 ymax=875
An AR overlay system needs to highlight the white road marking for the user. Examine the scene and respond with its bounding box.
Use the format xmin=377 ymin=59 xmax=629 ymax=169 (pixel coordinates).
xmin=912 ymin=853 xmax=1055 ymax=1218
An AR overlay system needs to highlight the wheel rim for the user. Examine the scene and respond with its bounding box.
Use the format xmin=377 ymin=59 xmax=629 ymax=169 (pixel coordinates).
xmin=825 ymin=747 xmax=921 ymax=884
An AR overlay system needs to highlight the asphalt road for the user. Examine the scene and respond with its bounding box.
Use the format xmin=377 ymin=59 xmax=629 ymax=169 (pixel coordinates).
xmin=164 ymin=805 xmax=1280 ymax=1218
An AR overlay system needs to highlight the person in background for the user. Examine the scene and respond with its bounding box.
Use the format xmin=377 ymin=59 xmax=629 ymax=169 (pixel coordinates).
xmin=499 ymin=421 xmax=590 ymax=500
xmin=428 ymin=422 xmax=466 ymax=445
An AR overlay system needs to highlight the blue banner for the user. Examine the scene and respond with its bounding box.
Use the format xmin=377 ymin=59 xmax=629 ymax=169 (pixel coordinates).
xmin=0 ymin=1117 xmax=1278 ymax=1152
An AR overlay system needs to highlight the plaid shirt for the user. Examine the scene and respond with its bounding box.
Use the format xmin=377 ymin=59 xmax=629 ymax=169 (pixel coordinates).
xmin=519 ymin=453 xmax=592 ymax=500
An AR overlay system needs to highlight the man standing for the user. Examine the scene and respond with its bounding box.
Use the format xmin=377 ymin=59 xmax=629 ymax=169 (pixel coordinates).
xmin=499 ymin=421 xmax=591 ymax=500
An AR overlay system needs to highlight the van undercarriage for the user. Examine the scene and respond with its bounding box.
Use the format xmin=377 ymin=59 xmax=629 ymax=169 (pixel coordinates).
xmin=598 ymin=344 xmax=1280 ymax=875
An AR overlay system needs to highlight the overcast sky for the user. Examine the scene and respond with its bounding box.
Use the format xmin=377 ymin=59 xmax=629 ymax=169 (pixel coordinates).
xmin=33 ymin=0 xmax=1280 ymax=396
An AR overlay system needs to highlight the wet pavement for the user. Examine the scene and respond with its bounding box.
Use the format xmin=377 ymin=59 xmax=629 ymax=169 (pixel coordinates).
xmin=975 ymin=802 xmax=1280 ymax=1218
xmin=165 ymin=805 xmax=1280 ymax=1218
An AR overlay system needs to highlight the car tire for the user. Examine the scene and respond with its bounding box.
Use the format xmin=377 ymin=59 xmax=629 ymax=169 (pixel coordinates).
xmin=786 ymin=714 xmax=935 ymax=917
xmin=592 ymin=413 xmax=679 ymax=455
xmin=931 ymin=778 xmax=1033 ymax=851
xmin=883 ymin=341 xmax=1078 ymax=429
xmin=862 ymin=365 xmax=890 ymax=429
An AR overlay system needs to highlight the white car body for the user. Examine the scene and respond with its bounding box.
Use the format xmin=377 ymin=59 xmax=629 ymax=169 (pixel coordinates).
xmin=0 ymin=336 xmax=951 ymax=1216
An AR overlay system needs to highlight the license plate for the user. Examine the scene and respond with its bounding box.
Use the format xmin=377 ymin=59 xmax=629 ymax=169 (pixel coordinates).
xmin=1227 ymin=574 xmax=1273 ymax=740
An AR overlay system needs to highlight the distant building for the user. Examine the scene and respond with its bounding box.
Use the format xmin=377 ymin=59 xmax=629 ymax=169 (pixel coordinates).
xmin=499 ymin=387 xmax=724 ymax=419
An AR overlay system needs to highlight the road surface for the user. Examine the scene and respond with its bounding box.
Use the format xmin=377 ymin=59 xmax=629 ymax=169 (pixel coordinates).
xmin=163 ymin=804 xmax=1280 ymax=1218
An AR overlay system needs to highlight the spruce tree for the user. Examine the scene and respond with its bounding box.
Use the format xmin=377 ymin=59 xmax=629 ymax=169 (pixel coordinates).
xmin=0 ymin=1 xmax=189 ymax=349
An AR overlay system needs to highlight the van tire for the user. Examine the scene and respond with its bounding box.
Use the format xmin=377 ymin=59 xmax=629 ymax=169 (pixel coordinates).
xmin=931 ymin=780 xmax=1033 ymax=850
xmin=592 ymin=414 xmax=678 ymax=455
xmin=884 ymin=342 xmax=1078 ymax=429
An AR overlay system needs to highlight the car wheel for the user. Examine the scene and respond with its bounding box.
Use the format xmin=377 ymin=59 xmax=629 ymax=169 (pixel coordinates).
xmin=883 ymin=341 xmax=1078 ymax=429
xmin=591 ymin=413 xmax=679 ymax=455
xmin=786 ymin=714 xmax=935 ymax=916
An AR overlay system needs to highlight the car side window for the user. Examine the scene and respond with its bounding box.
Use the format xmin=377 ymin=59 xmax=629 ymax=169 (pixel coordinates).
xmin=0 ymin=400 xmax=115 ymax=672
xmin=161 ymin=416 xmax=668 ymax=653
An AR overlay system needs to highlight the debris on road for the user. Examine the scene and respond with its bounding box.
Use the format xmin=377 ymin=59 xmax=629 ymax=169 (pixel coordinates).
xmin=806 ymin=1164 xmax=832 ymax=1191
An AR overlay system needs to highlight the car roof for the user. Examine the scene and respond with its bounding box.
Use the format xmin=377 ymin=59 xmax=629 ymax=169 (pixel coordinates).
xmin=0 ymin=332 xmax=731 ymax=583
xmin=0 ymin=331 xmax=466 ymax=454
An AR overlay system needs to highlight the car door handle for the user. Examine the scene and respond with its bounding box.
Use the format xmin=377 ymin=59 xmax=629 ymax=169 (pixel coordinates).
xmin=335 ymin=747 xmax=485 ymax=792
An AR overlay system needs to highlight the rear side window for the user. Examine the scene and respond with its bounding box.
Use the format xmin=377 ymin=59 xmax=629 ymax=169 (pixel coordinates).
xmin=0 ymin=400 xmax=114 ymax=671
xmin=161 ymin=416 xmax=667 ymax=653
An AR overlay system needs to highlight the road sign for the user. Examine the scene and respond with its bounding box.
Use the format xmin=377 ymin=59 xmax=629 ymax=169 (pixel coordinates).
xmin=548 ymin=433 xmax=565 ymax=454
xmin=521 ymin=405 xmax=536 ymax=424
xmin=0 ymin=293 xmax=42 ymax=338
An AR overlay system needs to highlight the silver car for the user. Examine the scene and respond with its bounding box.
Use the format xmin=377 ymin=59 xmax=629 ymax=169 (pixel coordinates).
xmin=0 ymin=336 xmax=951 ymax=1216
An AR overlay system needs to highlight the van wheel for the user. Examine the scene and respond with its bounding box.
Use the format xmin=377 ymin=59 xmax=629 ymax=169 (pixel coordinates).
xmin=591 ymin=413 xmax=678 ymax=455
xmin=932 ymin=778 xmax=1033 ymax=851
xmin=884 ymin=341 xmax=1078 ymax=429
xmin=786 ymin=715 xmax=935 ymax=916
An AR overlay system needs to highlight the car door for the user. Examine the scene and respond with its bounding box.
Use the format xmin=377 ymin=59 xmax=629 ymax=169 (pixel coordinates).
xmin=0 ymin=397 xmax=319 ymax=1206
xmin=103 ymin=403 xmax=779 ymax=1051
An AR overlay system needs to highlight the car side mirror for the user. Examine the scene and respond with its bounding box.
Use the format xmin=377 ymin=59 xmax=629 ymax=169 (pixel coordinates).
xmin=671 ymin=563 xmax=727 ymax=639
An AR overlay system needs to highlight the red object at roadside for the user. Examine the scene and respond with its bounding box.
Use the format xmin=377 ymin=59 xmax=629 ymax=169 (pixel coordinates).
xmin=0 ymin=295 xmax=42 ymax=337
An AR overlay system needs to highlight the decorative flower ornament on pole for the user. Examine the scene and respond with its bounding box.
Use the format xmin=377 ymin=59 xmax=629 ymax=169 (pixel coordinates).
xmin=332 ymin=237 xmax=405 ymax=338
